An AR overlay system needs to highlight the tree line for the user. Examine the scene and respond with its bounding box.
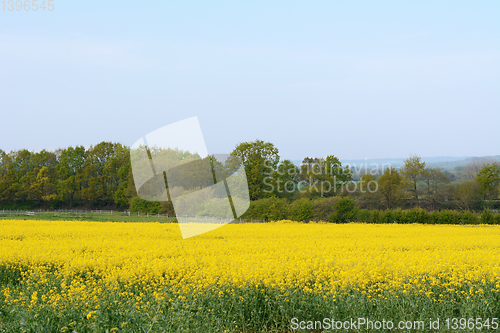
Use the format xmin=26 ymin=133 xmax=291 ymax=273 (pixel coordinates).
xmin=0 ymin=142 xmax=131 ymax=210
xmin=0 ymin=140 xmax=499 ymax=215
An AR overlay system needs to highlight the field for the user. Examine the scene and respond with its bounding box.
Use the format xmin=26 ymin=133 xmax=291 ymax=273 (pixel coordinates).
xmin=1 ymin=220 xmax=500 ymax=332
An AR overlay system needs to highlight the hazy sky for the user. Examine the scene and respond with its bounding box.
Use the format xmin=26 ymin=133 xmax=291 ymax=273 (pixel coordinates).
xmin=1 ymin=1 xmax=499 ymax=160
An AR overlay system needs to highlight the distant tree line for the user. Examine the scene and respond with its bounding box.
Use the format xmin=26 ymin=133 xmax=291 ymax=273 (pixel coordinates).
xmin=1 ymin=140 xmax=499 ymax=217
xmin=0 ymin=142 xmax=131 ymax=210
xmin=233 ymin=140 xmax=500 ymax=214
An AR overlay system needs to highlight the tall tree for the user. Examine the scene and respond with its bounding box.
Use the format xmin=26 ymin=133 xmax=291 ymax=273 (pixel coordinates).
xmin=401 ymin=155 xmax=426 ymax=204
xmin=81 ymin=142 xmax=129 ymax=206
xmin=57 ymin=146 xmax=86 ymax=207
xmin=272 ymin=159 xmax=300 ymax=199
xmin=0 ymin=151 xmax=15 ymax=203
xmin=454 ymin=180 xmax=481 ymax=211
xmin=420 ymin=168 xmax=451 ymax=210
xmin=298 ymin=155 xmax=352 ymax=197
xmin=231 ymin=140 xmax=279 ymax=200
xmin=475 ymin=163 xmax=500 ymax=200
xmin=358 ymin=173 xmax=378 ymax=209
xmin=377 ymin=167 xmax=402 ymax=209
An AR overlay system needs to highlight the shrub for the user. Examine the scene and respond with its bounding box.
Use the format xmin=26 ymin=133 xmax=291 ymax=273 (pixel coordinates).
xmin=460 ymin=210 xmax=478 ymax=225
xmin=403 ymin=207 xmax=429 ymax=224
xmin=330 ymin=197 xmax=358 ymax=223
xmin=242 ymin=197 xmax=290 ymax=221
xmin=356 ymin=209 xmax=371 ymax=222
xmin=369 ymin=210 xmax=381 ymax=224
xmin=290 ymin=198 xmax=312 ymax=221
xmin=480 ymin=209 xmax=494 ymax=224
xmin=129 ymin=196 xmax=161 ymax=214
xmin=311 ymin=197 xmax=339 ymax=221
xmin=432 ymin=209 xmax=461 ymax=225
xmin=494 ymin=212 xmax=500 ymax=225
xmin=391 ymin=208 xmax=405 ymax=223
xmin=380 ymin=209 xmax=392 ymax=224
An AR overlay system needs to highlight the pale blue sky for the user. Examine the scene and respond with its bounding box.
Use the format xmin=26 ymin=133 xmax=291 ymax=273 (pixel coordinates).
xmin=1 ymin=1 xmax=499 ymax=160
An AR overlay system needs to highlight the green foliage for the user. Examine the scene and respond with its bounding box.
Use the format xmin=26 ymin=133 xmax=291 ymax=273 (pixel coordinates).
xmin=404 ymin=207 xmax=429 ymax=224
xmin=370 ymin=209 xmax=381 ymax=223
xmin=128 ymin=196 xmax=161 ymax=214
xmin=401 ymin=155 xmax=426 ymax=202
xmin=377 ymin=167 xmax=402 ymax=209
xmin=453 ymin=180 xmax=482 ymax=211
xmin=461 ymin=210 xmax=479 ymax=225
xmin=298 ymin=156 xmax=352 ymax=198
xmin=289 ymin=198 xmax=312 ymax=221
xmin=330 ymin=197 xmax=358 ymax=223
xmin=311 ymin=197 xmax=339 ymax=221
xmin=270 ymin=159 xmax=300 ymax=199
xmin=480 ymin=208 xmax=494 ymax=224
xmin=231 ymin=140 xmax=280 ymax=201
xmin=429 ymin=209 xmax=461 ymax=225
xmin=356 ymin=208 xmax=371 ymax=222
xmin=353 ymin=208 xmax=491 ymax=225
xmin=241 ymin=197 xmax=290 ymax=221
xmin=475 ymin=163 xmax=500 ymax=199
xmin=0 ymin=142 xmax=130 ymax=210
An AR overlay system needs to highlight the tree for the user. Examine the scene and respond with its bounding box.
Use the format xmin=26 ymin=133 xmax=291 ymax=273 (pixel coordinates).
xmin=298 ymin=155 xmax=352 ymax=198
xmin=289 ymin=198 xmax=312 ymax=221
xmin=461 ymin=158 xmax=498 ymax=180
xmin=56 ymin=146 xmax=86 ymax=207
xmin=231 ymin=140 xmax=279 ymax=200
xmin=401 ymin=155 xmax=426 ymax=204
xmin=0 ymin=151 xmax=15 ymax=203
xmin=81 ymin=142 xmax=129 ymax=206
xmin=420 ymin=168 xmax=451 ymax=209
xmin=475 ymin=163 xmax=500 ymax=200
xmin=377 ymin=167 xmax=402 ymax=209
xmin=272 ymin=159 xmax=300 ymax=199
xmin=331 ymin=197 xmax=358 ymax=223
xmin=358 ymin=173 xmax=378 ymax=209
xmin=454 ymin=180 xmax=481 ymax=211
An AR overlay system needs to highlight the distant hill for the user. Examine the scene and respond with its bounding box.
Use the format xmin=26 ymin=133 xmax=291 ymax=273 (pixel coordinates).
xmin=289 ymin=156 xmax=500 ymax=171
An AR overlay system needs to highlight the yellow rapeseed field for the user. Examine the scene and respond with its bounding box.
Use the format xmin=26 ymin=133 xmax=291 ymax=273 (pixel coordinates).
xmin=2 ymin=219 xmax=500 ymax=332
xmin=1 ymin=219 xmax=500 ymax=300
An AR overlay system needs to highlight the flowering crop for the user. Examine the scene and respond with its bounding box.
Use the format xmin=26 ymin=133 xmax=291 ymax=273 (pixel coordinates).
xmin=1 ymin=219 xmax=499 ymax=332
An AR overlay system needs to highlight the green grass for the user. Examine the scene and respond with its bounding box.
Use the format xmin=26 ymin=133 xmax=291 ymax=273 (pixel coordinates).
xmin=0 ymin=212 xmax=177 ymax=223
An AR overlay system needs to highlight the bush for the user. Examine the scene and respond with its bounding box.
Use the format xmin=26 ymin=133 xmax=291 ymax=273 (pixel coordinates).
xmin=403 ymin=207 xmax=429 ymax=224
xmin=380 ymin=209 xmax=393 ymax=224
xmin=460 ymin=210 xmax=478 ymax=225
xmin=369 ymin=210 xmax=381 ymax=224
xmin=356 ymin=209 xmax=371 ymax=223
xmin=129 ymin=196 xmax=161 ymax=214
xmin=311 ymin=197 xmax=339 ymax=221
xmin=242 ymin=197 xmax=290 ymax=221
xmin=430 ymin=209 xmax=461 ymax=225
xmin=290 ymin=198 xmax=312 ymax=221
xmin=480 ymin=209 xmax=494 ymax=224
xmin=330 ymin=197 xmax=358 ymax=223
xmin=494 ymin=212 xmax=500 ymax=225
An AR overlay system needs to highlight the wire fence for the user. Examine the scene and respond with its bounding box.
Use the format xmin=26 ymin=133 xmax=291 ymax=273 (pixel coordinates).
xmin=0 ymin=209 xmax=268 ymax=223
